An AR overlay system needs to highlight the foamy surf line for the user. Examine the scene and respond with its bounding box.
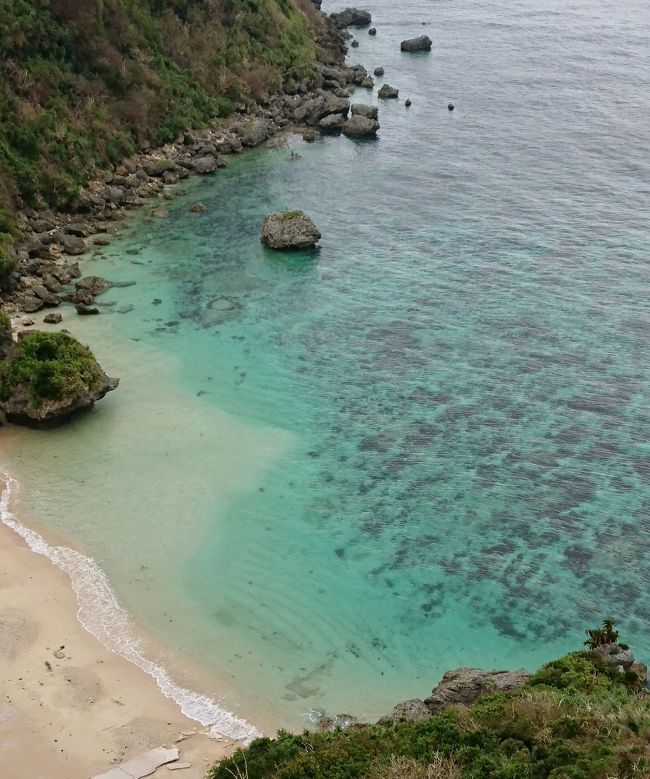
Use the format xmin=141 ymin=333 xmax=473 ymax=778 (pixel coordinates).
xmin=0 ymin=469 xmax=259 ymax=743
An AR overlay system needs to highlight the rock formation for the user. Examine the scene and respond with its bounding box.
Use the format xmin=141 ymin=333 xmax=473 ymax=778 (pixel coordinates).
xmin=0 ymin=331 xmax=118 ymax=424
xmin=342 ymin=115 xmax=380 ymax=138
xmin=424 ymin=668 xmax=532 ymax=714
xmin=400 ymin=35 xmax=433 ymax=52
xmin=330 ymin=8 xmax=372 ymax=29
xmin=260 ymin=211 xmax=321 ymax=250
xmin=378 ymin=84 xmax=399 ymax=99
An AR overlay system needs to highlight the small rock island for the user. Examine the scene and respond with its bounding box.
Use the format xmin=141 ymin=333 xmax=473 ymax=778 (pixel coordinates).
xmin=260 ymin=211 xmax=321 ymax=250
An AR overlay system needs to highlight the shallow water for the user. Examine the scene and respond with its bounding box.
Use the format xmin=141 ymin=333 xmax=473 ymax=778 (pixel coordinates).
xmin=2 ymin=0 xmax=650 ymax=731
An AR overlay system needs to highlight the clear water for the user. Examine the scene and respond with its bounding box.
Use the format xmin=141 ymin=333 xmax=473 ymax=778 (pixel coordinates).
xmin=2 ymin=0 xmax=650 ymax=731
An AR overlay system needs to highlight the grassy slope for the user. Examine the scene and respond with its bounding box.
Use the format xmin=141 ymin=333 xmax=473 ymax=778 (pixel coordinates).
xmin=209 ymin=654 xmax=650 ymax=779
xmin=0 ymin=0 xmax=319 ymax=219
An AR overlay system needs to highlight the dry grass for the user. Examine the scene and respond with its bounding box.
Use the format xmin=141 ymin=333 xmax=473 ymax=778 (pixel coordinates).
xmin=369 ymin=754 xmax=461 ymax=779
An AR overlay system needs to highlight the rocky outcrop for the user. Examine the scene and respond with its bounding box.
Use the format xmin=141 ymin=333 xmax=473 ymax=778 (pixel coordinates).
xmin=423 ymin=668 xmax=532 ymax=714
xmin=330 ymin=8 xmax=372 ymax=29
xmin=260 ymin=211 xmax=321 ymax=250
xmin=0 ymin=331 xmax=118 ymax=424
xmin=342 ymin=115 xmax=379 ymax=138
xmin=241 ymin=119 xmax=270 ymax=147
xmin=319 ymin=113 xmax=347 ymax=132
xmin=378 ymin=84 xmax=399 ymax=99
xmin=378 ymin=699 xmax=431 ymax=725
xmin=400 ymin=35 xmax=433 ymax=52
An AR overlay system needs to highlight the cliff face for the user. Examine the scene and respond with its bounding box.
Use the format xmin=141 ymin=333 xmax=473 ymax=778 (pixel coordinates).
xmin=0 ymin=0 xmax=327 ymax=220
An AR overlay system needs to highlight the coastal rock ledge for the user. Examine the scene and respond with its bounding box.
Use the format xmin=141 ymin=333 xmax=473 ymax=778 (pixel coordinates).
xmin=260 ymin=211 xmax=321 ymax=250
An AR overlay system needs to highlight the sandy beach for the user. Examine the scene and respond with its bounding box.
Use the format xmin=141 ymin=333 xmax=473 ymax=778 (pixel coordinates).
xmin=0 ymin=513 xmax=241 ymax=779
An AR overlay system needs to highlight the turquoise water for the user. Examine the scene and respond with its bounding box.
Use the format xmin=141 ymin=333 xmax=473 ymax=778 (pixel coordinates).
xmin=2 ymin=0 xmax=650 ymax=731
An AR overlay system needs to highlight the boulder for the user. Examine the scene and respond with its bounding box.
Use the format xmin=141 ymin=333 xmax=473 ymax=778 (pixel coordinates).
xmin=22 ymin=296 xmax=44 ymax=314
xmin=75 ymin=276 xmax=110 ymax=296
xmin=405 ymin=99 xmax=412 ymax=107
xmin=401 ymin=35 xmax=432 ymax=52
xmin=260 ymin=211 xmax=321 ymax=250
xmin=342 ymin=115 xmax=380 ymax=138
xmin=378 ymin=84 xmax=399 ymax=99
xmin=65 ymin=223 xmax=91 ymax=237
xmin=103 ymin=186 xmax=126 ymax=205
xmin=43 ymin=312 xmax=63 ymax=324
xmin=241 ymin=119 xmax=270 ymax=147
xmin=294 ymin=96 xmax=350 ymax=126
xmin=76 ymin=304 xmax=100 ymax=315
xmin=151 ymin=208 xmax=169 ymax=218
xmin=352 ymin=104 xmax=379 ymax=120
xmin=373 ymin=67 xmax=385 ymax=77
xmin=31 ymin=284 xmax=60 ymax=306
xmin=302 ymin=129 xmax=318 ymax=143
xmin=351 ymin=39 xmax=359 ymax=48
xmin=378 ymin=699 xmax=431 ymax=725
xmin=0 ymin=331 xmax=118 ymax=424
xmin=330 ymin=8 xmax=372 ymax=28
xmin=360 ymin=78 xmax=374 ymax=88
xmin=190 ymin=202 xmax=207 ymax=213
xmin=319 ymin=113 xmax=346 ymax=132
xmin=368 ymin=27 xmax=377 ymax=35
xmin=62 ymin=235 xmax=87 ymax=255
xmin=424 ymin=668 xmax=531 ymax=714
xmin=192 ymin=155 xmax=218 ymax=174
xmin=162 ymin=170 xmax=180 ymax=185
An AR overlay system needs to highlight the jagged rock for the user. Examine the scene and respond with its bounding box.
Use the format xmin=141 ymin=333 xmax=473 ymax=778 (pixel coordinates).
xmin=378 ymin=698 xmax=431 ymax=725
xmin=302 ymin=129 xmax=318 ymax=143
xmin=190 ymin=202 xmax=207 ymax=213
xmin=351 ymin=39 xmax=359 ymax=48
xmin=319 ymin=113 xmax=346 ymax=132
xmin=0 ymin=331 xmax=118 ymax=424
xmin=401 ymin=35 xmax=433 ymax=52
xmin=162 ymin=170 xmax=180 ymax=185
xmin=241 ymin=120 xmax=270 ymax=147
xmin=76 ymin=276 xmax=110 ymax=296
xmin=62 ymin=234 xmax=87 ymax=255
xmin=369 ymin=27 xmax=377 ymax=35
xmin=31 ymin=284 xmax=60 ymax=306
xmin=424 ymin=668 xmax=532 ymax=714
xmin=352 ymin=104 xmax=379 ymax=120
xmin=103 ymin=186 xmax=126 ymax=206
xmin=192 ymin=155 xmax=218 ymax=174
xmin=342 ymin=115 xmax=379 ymax=137
xmin=42 ymin=274 xmax=64 ymax=294
xmin=143 ymin=159 xmax=176 ymax=177
xmin=360 ymin=78 xmax=374 ymax=88
xmin=261 ymin=211 xmax=321 ymax=250
xmin=43 ymin=312 xmax=63 ymax=324
xmin=330 ymin=8 xmax=372 ymax=29
xmin=294 ymin=95 xmax=350 ymax=125
xmin=373 ymin=67 xmax=385 ymax=77
xmin=378 ymin=84 xmax=399 ymax=99
xmin=592 ymin=643 xmax=635 ymax=671
xmin=312 ymin=710 xmax=358 ymax=732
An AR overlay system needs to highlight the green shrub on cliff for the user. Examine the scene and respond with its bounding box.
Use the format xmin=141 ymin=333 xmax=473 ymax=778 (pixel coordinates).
xmin=0 ymin=331 xmax=104 ymax=407
xmin=0 ymin=0 xmax=320 ymax=218
xmin=209 ymin=652 xmax=650 ymax=779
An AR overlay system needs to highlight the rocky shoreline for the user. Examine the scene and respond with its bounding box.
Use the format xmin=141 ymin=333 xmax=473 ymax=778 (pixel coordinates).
xmin=0 ymin=6 xmax=385 ymax=328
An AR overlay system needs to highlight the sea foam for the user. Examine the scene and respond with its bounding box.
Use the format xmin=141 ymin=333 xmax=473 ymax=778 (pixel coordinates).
xmin=0 ymin=469 xmax=259 ymax=743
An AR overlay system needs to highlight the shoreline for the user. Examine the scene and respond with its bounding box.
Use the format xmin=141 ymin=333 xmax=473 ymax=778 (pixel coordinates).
xmin=0 ymin=468 xmax=261 ymax=779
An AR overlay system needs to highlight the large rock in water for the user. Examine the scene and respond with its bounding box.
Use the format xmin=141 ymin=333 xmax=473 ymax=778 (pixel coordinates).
xmin=330 ymin=8 xmax=372 ymax=28
xmin=401 ymin=35 xmax=433 ymax=52
xmin=260 ymin=211 xmax=321 ymax=250
xmin=424 ymin=668 xmax=531 ymax=714
xmin=342 ymin=115 xmax=380 ymax=138
xmin=352 ymin=103 xmax=379 ymax=120
xmin=241 ymin=119 xmax=270 ymax=147
xmin=0 ymin=331 xmax=118 ymax=424
xmin=378 ymin=84 xmax=399 ymax=99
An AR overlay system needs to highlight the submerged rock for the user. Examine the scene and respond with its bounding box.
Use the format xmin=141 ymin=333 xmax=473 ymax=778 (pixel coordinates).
xmin=0 ymin=331 xmax=118 ymax=424
xmin=330 ymin=8 xmax=372 ymax=28
xmin=424 ymin=668 xmax=531 ymax=714
xmin=260 ymin=211 xmax=321 ymax=250
xmin=401 ymin=35 xmax=433 ymax=52
xmin=378 ymin=84 xmax=399 ymax=99
xmin=342 ymin=115 xmax=380 ymax=138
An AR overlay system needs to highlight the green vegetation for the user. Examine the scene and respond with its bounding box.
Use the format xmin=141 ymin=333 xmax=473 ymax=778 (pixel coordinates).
xmin=0 ymin=310 xmax=10 ymax=335
xmin=0 ymin=331 xmax=104 ymax=407
xmin=210 ymin=651 xmax=650 ymax=779
xmin=0 ymin=0 xmax=321 ymax=224
xmin=584 ymin=620 xmax=621 ymax=650
xmin=281 ymin=210 xmax=306 ymax=220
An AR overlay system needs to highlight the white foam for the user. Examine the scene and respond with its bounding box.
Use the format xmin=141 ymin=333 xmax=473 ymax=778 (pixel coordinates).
xmin=0 ymin=469 xmax=259 ymax=743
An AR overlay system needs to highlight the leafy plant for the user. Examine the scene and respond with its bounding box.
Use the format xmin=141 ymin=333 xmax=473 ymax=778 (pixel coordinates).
xmin=584 ymin=620 xmax=620 ymax=650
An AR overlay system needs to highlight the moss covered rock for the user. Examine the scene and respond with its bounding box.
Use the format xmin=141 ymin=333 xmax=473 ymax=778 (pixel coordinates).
xmin=260 ymin=211 xmax=321 ymax=249
xmin=0 ymin=331 xmax=118 ymax=424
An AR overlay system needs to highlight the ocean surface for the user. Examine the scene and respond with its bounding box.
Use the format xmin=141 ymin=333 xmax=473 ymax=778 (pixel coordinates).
xmin=2 ymin=0 xmax=650 ymax=735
